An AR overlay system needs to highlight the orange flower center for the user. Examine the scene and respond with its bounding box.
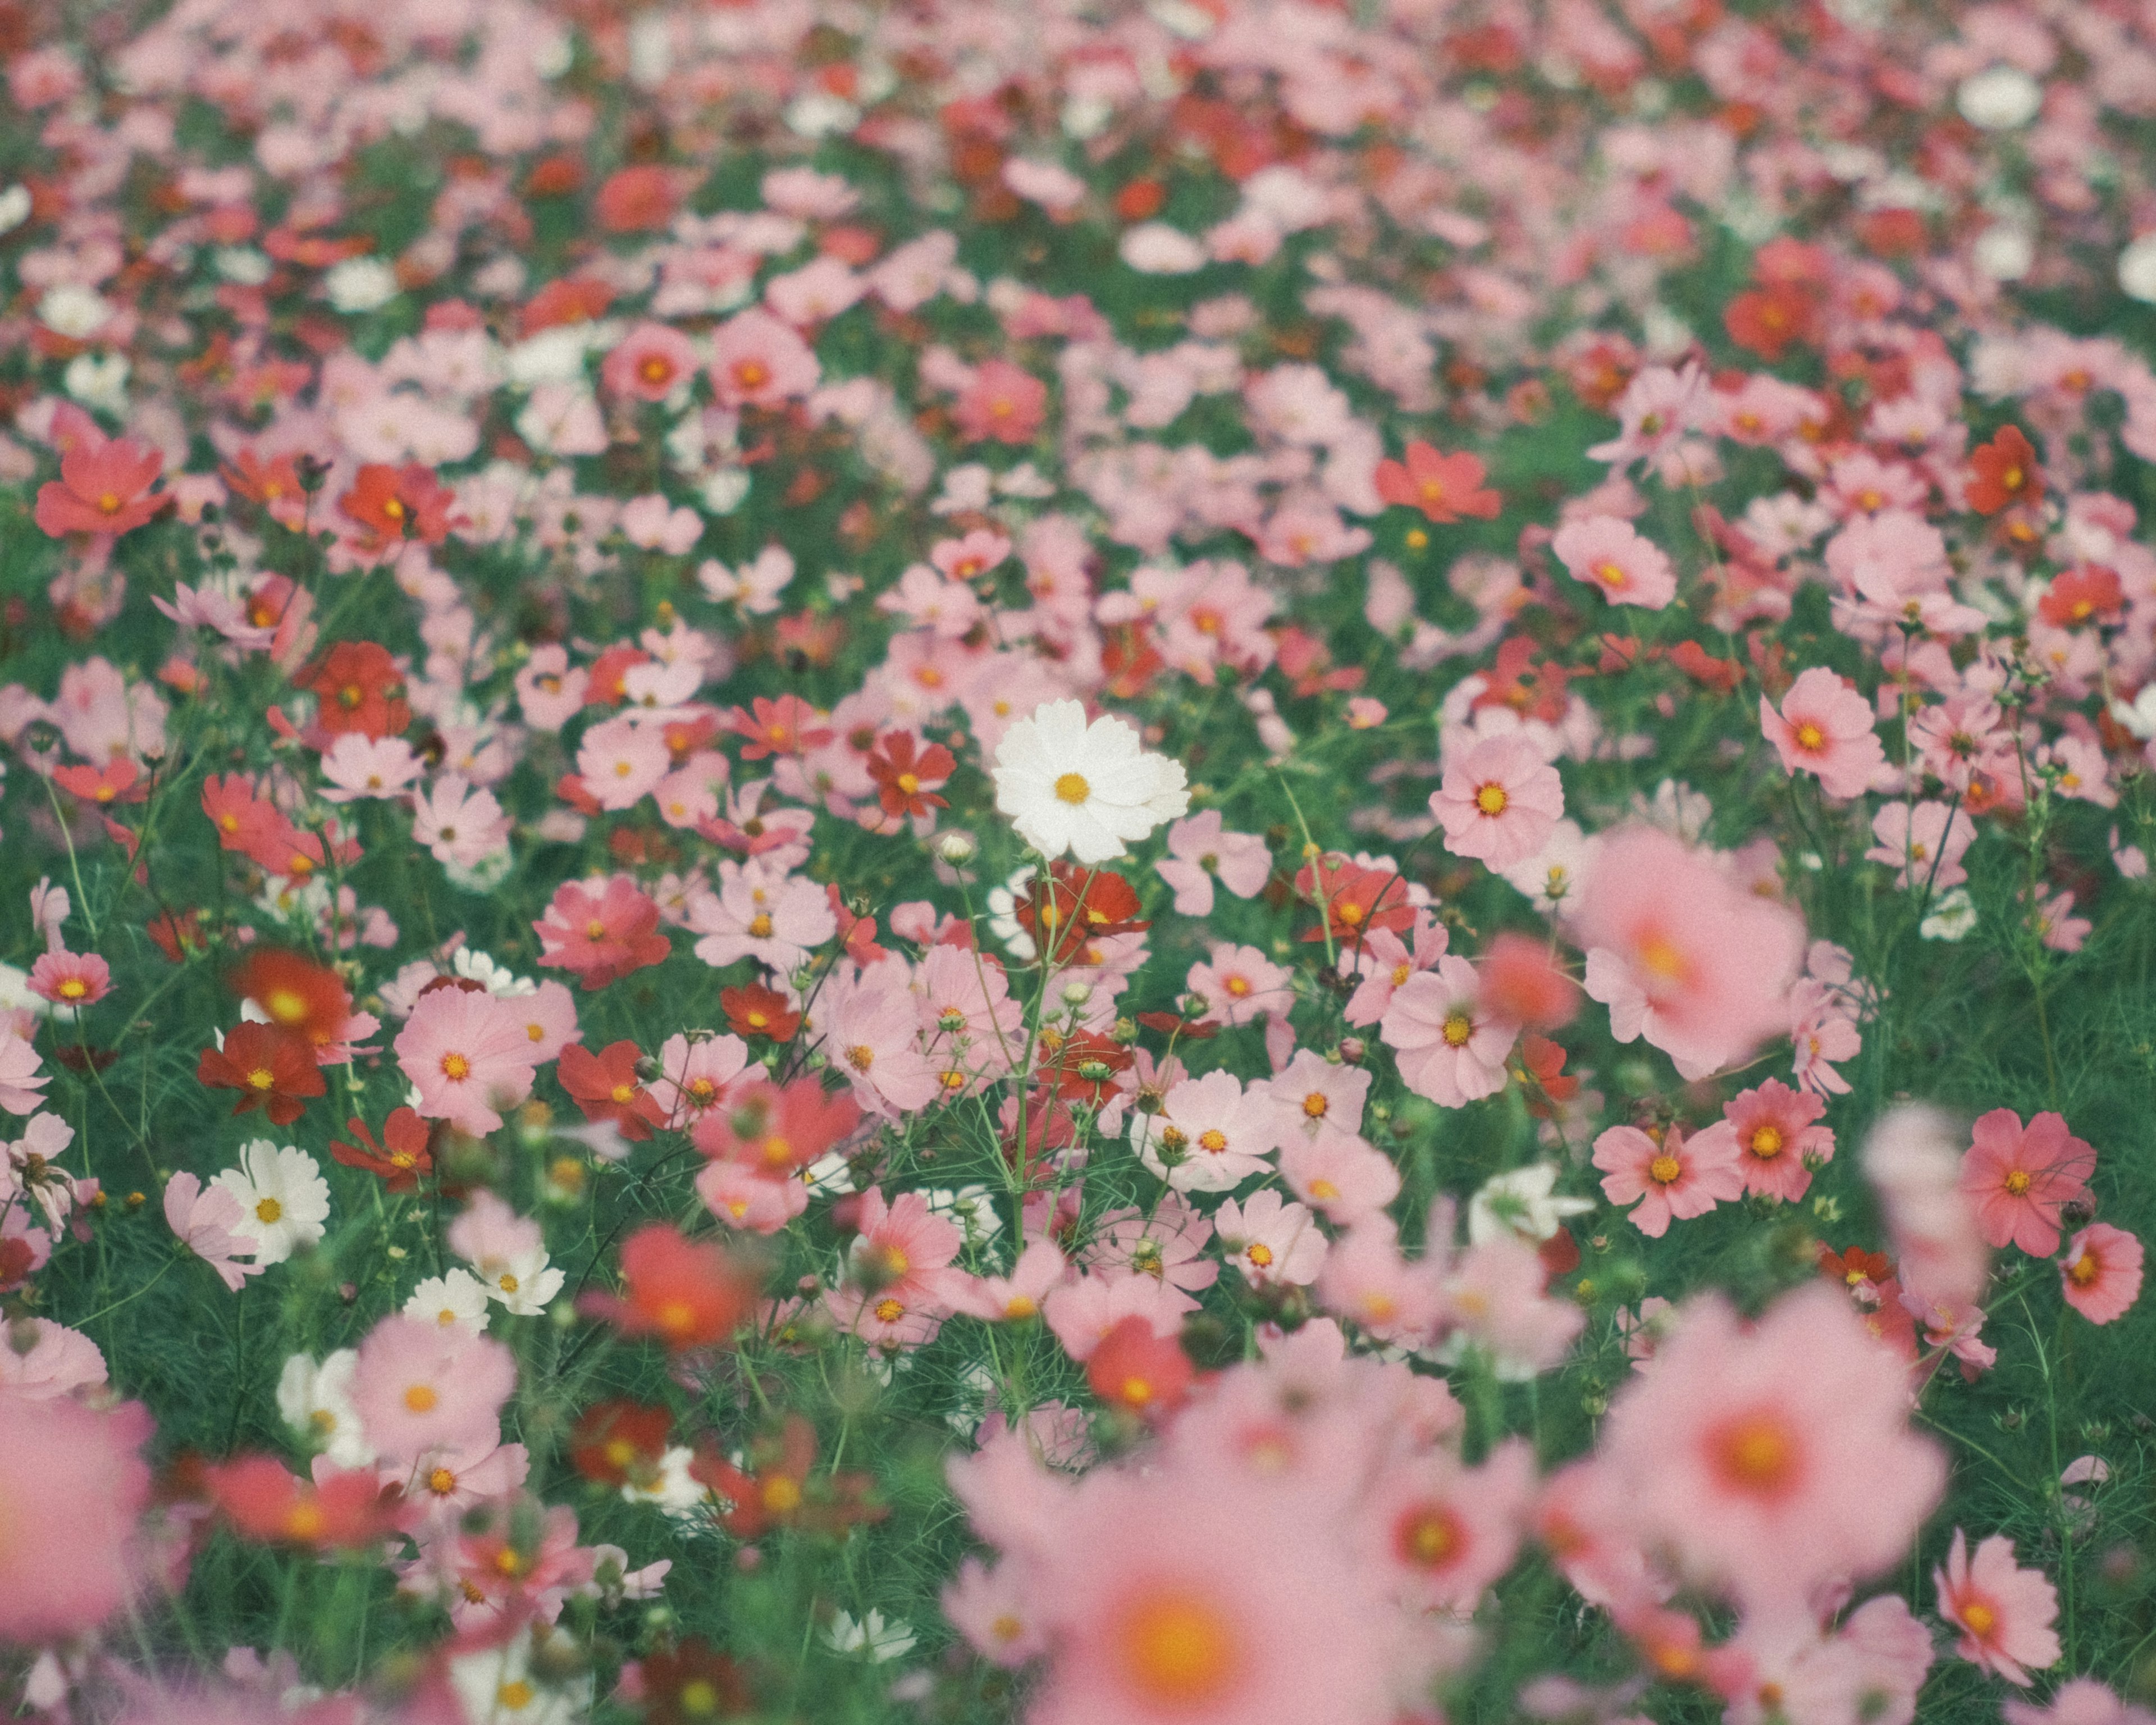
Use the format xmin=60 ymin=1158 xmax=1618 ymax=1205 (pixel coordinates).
xmin=1116 ymin=1590 xmax=1239 ymax=1705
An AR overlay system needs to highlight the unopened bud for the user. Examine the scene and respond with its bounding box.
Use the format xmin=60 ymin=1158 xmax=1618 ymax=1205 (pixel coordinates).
xmin=937 ymin=832 xmax=977 ymax=865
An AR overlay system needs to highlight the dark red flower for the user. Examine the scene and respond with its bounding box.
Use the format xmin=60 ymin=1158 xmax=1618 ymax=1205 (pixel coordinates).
xmin=569 ymin=1400 xmax=674 ymax=1487
xmin=197 ymin=1023 xmax=325 ymax=1126
xmin=721 ymin=984 xmax=800 ymax=1042
xmin=302 ymin=641 xmax=409 ymax=739
xmin=330 ymin=1108 xmax=434 ymax=1193
xmin=865 ymin=732 xmax=954 ymax=819
xmin=1966 ymin=425 xmax=2043 ymax=515
xmin=637 ymin=1642 xmax=753 ymax=1725
xmin=579 ymin=1224 xmax=762 ymax=1352
xmin=558 ymin=1041 xmax=666 ymax=1142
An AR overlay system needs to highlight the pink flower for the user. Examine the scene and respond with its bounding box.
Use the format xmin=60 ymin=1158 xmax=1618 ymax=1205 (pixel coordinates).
xmin=1864 ymin=1104 xmax=1990 ymax=1312
xmin=28 ymin=948 xmax=110 ymax=1009
xmin=1136 ymin=1071 xmax=1283 ymax=1193
xmin=1361 ymin=1438 xmax=1536 ymax=1612
xmin=687 ymin=864 xmax=836 ymax=973
xmin=600 ymin=321 xmax=700 ymax=401
xmin=1083 ymin=1194 xmax=1219 ymax=1295
xmin=394 ymin=987 xmax=539 ymax=1136
xmin=847 ymin=1186 xmax=965 ymax=1318
xmin=348 ymin=1313 xmax=517 ymax=1471
xmin=1935 ymin=1530 xmax=2062 ymax=1687
xmin=534 ymin=875 xmax=672 ymax=990
xmin=1723 ymin=1080 xmax=1832 ymax=1202
xmin=1155 ymin=810 xmax=1272 ymax=918
xmin=0 ymin=1391 xmax=153 ymax=1642
xmin=1431 ymin=734 xmax=1565 ymax=867
xmin=1788 ymin=977 xmax=1862 ymax=1096
xmin=1213 ymin=1189 xmax=1324 ymax=1287
xmin=1314 ymin=1219 xmax=1441 ymax=1345
xmin=1958 ymin=1108 xmax=2096 ymax=1256
xmin=2060 ymin=1222 xmax=2143 ymax=1324
xmin=1595 ymin=1283 xmax=1947 ymax=1614
xmin=1185 ymin=943 xmax=1292 ymax=1028
xmin=1280 ymin=1130 xmax=1401 ymax=1225
xmin=1381 ymin=956 xmax=1517 ymax=1108
xmin=1575 ymin=824 xmax=1805 ymax=1081
xmin=576 ymin=717 xmax=671 ymax=812
xmin=1592 ymin=1121 xmax=1745 ymax=1238
xmin=1261 ymin=1048 xmax=1372 ymax=1141
xmin=647 ymin=1031 xmax=749 ymax=1128
xmin=317 ymin=733 xmax=424 ymax=803
xmin=1550 ymin=515 xmax=1678 ymax=609
xmin=953 ymin=359 xmax=1049 ymax=445
xmin=1043 ymin=1271 xmax=1191 ymax=1361
xmin=952 ymin=1238 xmax=1071 ymax=1322
xmin=2005 ymin=1682 xmax=2156 ymax=1725
xmin=1762 ymin=667 xmax=1888 ymax=800
xmin=821 ymin=967 xmax=942 ymax=1116
xmin=1867 ymin=800 xmax=1975 ymax=889
xmin=707 ymin=307 xmax=820 ymax=408
xmin=0 ymin=1029 xmax=49 ymax=1116
xmin=164 ymin=1171 xmax=266 ymax=1292
xmin=409 ymin=775 xmax=510 ymax=868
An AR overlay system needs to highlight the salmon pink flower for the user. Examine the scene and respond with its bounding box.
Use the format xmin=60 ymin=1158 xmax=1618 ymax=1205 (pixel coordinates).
xmin=535 ymin=875 xmax=672 ymax=989
xmin=28 ymin=948 xmax=109 ymax=1010
xmin=209 ymin=1454 xmax=399 ymax=1550
xmin=1958 ymin=1109 xmax=2096 ymax=1256
xmin=1575 ymin=824 xmax=1806 ymax=1081
xmin=1551 ymin=515 xmax=1678 ymax=609
xmin=1763 ymin=668 xmax=1888 ymax=799
xmin=2060 ymin=1222 xmax=2143 ymax=1324
xmin=34 ymin=435 xmax=164 ymax=537
xmin=1432 ymin=733 xmax=1565 ymax=867
xmin=601 ymin=322 xmax=700 ymax=400
xmin=582 ymin=1222 xmax=761 ymax=1351
xmin=1935 ymin=1530 xmax=2061 ymax=1686
xmin=1595 ymin=1283 xmax=1947 ymax=1614
xmin=1723 ymin=1080 xmax=1833 ymax=1202
xmin=1374 ymin=440 xmax=1501 ymax=523
xmin=1086 ymin=1315 xmax=1194 ymax=1420
xmin=954 ymin=358 xmax=1048 ymax=444
xmin=1593 ymin=1121 xmax=1746 ymax=1238
xmin=0 ymin=1391 xmax=153 ymax=1642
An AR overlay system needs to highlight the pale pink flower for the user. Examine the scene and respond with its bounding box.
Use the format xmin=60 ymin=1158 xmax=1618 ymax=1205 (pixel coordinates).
xmin=1260 ymin=1048 xmax=1372 ymax=1141
xmin=0 ymin=1029 xmax=48 ymax=1116
xmin=318 ymin=733 xmax=424 ymax=802
xmin=514 ymin=645 xmax=588 ymax=731
xmin=1136 ymin=1070 xmax=1283 ymax=1193
xmin=1361 ymin=1438 xmax=1536 ymax=1612
xmin=1213 ymin=1189 xmax=1324 ymax=1287
xmin=686 ymin=864 xmax=836 ymax=973
xmin=821 ymin=967 xmax=942 ymax=1117
xmin=1435 ymin=1233 xmax=1586 ymax=1379
xmin=1155 ymin=810 xmax=1272 ymax=918
xmin=348 ymin=1313 xmax=517 ymax=1470
xmin=1381 ymin=957 xmax=1516 ymax=1108
xmin=1867 ymin=800 xmax=1975 ymax=889
xmin=1575 ymin=824 xmax=1806 ymax=1081
xmin=1551 ymin=515 xmax=1678 ymax=609
xmin=1432 ymin=734 xmax=1565 ymax=867
xmin=1083 ymin=1194 xmax=1219 ymax=1295
xmin=1935 ymin=1530 xmax=2061 ymax=1687
xmin=576 ymin=715 xmax=671 ymax=813
xmin=1043 ymin=1271 xmax=1190 ymax=1361
xmin=647 ymin=1032 xmax=750 ymax=1128
xmin=1864 ymin=1104 xmax=1990 ymax=1312
xmin=708 ymin=308 xmax=820 ymax=408
xmin=1280 ymin=1130 xmax=1401 ymax=1225
xmin=0 ymin=1391 xmax=153 ymax=1644
xmin=1185 ymin=943 xmax=1292 ymax=1028
xmin=1788 ymin=977 xmax=1862 ymax=1095
xmin=164 ymin=1171 xmax=266 ymax=1292
xmin=395 ymin=987 xmax=538 ymax=1136
xmin=951 ymin=1239 xmax=1071 ymax=1323
xmin=1340 ymin=912 xmax=1448 ymax=1026
xmin=2005 ymin=1681 xmax=2156 ymax=1725
xmin=1314 ymin=1219 xmax=1441 ymax=1345
xmin=1593 ymin=1122 xmax=1745 ymax=1239
xmin=1762 ymin=667 xmax=1889 ymax=799
xmin=409 ymin=775 xmax=510 ymax=869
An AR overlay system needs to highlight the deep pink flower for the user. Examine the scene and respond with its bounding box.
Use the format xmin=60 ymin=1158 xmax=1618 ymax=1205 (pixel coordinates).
xmin=1723 ymin=1080 xmax=1833 ymax=1203
xmin=28 ymin=948 xmax=111 ymax=1008
xmin=2060 ymin=1222 xmax=2143 ymax=1324
xmin=0 ymin=1391 xmax=153 ymax=1641
xmin=1957 ymin=1109 xmax=2096 ymax=1257
xmin=1936 ymin=1529 xmax=2061 ymax=1687
xmin=534 ymin=874 xmax=672 ymax=990
xmin=1762 ymin=667 xmax=1888 ymax=800
xmin=600 ymin=321 xmax=701 ymax=401
xmin=1592 ymin=1121 xmax=1745 ymax=1238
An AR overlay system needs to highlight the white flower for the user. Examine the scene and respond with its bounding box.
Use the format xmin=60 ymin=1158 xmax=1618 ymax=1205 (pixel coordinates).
xmin=453 ymin=947 xmax=537 ymax=998
xmin=0 ymin=184 xmax=31 ymax=238
xmin=403 ymin=1268 xmax=494 ymax=1334
xmin=992 ymin=699 xmax=1190 ymax=864
xmin=1118 ymin=222 xmax=1207 ymax=275
xmin=2121 ymin=236 xmax=2156 ymax=305
xmin=1467 ymin=1165 xmax=1593 ymax=1246
xmin=38 ymin=284 xmax=111 ymax=339
xmin=2111 ymin=686 xmax=2156 ymax=741
xmin=472 ymin=1244 xmax=564 ymax=1317
xmin=1497 ymin=819 xmax=1592 ymax=911
xmin=63 ymin=352 xmax=130 ymax=416
xmin=1972 ymin=225 xmax=2032 ymax=282
xmin=324 ymin=257 xmax=400 ymax=314
xmin=622 ymin=1445 xmax=710 ymax=1516
xmin=276 ymin=1350 xmax=375 ymax=1467
xmin=821 ymin=1609 xmax=917 ymax=1662
xmin=212 ymin=1142 xmax=330 ymax=1265
xmin=213 ymin=247 xmax=272 ymax=285
xmin=1956 ymin=65 xmax=2043 ymax=130
xmin=925 ymin=1185 xmax=1003 ymax=1247
xmin=447 ymin=1627 xmax=589 ymax=1725
xmin=1920 ymin=886 xmax=1979 ymax=942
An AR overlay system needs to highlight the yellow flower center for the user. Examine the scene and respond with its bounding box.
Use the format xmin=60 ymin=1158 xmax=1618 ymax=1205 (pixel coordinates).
xmin=1794 ymin=722 xmax=1826 ymax=752
xmin=1648 ymin=1153 xmax=1683 ymax=1185
xmin=1476 ymin=783 xmax=1509 ymax=816
xmin=255 ymin=1197 xmax=283 ymax=1224
xmin=2004 ymin=1169 xmax=2031 ymax=1196
xmin=247 ymin=1067 xmax=276 ymax=1091
xmin=1117 ymin=1590 xmax=1239 ymax=1706
xmin=441 ymin=1052 xmax=471 ymax=1081
xmin=1442 ymin=1012 xmax=1473 ymax=1047
xmin=404 ymin=1384 xmax=438 ymax=1413
xmin=1748 ymin=1125 xmax=1784 ymax=1160
xmin=1054 ymin=772 xmax=1091 ymax=805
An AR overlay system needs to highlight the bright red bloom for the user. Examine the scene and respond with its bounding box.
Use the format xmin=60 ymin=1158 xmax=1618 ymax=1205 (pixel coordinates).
xmin=1514 ymin=1034 xmax=1579 ymax=1117
xmin=197 ymin=1023 xmax=325 ymax=1126
xmin=721 ymin=983 xmax=801 ymax=1042
xmin=569 ymin=1400 xmax=675 ymax=1487
xmin=1020 ymin=864 xmax=1150 ymax=965
xmin=1723 ymin=282 xmax=1820 ymax=360
xmin=689 ymin=1075 xmax=862 ymax=1172
xmin=147 ymin=909 xmax=209 ymax=964
xmin=691 ymin=1414 xmax=884 ymax=1538
xmin=520 ymin=275 xmax=616 ymax=336
xmin=1373 ymin=440 xmax=1501 ymax=523
xmin=52 ymin=759 xmax=149 ymax=805
xmin=302 ymin=641 xmax=409 ymax=739
xmin=2037 ymin=565 xmax=2125 ymax=628
xmin=580 ymin=1223 xmax=762 ymax=1352
xmin=330 ymin=1107 xmax=434 ymax=1193
xmin=34 ymin=437 xmax=165 ymax=537
xmin=1086 ymin=1315 xmax=1194 ymax=1421
xmin=558 ymin=1041 xmax=666 ymax=1141
xmin=593 ymin=164 xmax=682 ymax=233
xmin=723 ymin=694 xmax=833 ymax=759
xmin=234 ymin=948 xmax=353 ymax=1051
xmin=209 ymin=1454 xmax=399 ymax=1549
xmin=337 ymin=462 xmax=455 ymax=550
xmin=1966 ymin=426 xmax=2044 ymax=515
xmin=535 ymin=875 xmax=672 ymax=990
xmin=220 ymin=448 xmax=308 ymax=524
xmin=1034 ymin=1029 xmax=1135 ymax=1107
xmin=1294 ymin=855 xmax=1415 ymax=944
xmin=866 ymin=732 xmax=955 ymax=819
xmin=202 ymin=774 xmax=284 ymax=852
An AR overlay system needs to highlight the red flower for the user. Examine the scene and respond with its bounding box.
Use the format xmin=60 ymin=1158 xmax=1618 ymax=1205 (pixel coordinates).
xmin=689 ymin=1075 xmax=862 ymax=1172
xmin=593 ymin=165 xmax=682 ymax=233
xmin=1373 ymin=440 xmax=1501 ymax=524
xmin=330 ymin=1108 xmax=434 ymax=1193
xmin=637 ymin=1643 xmax=753 ymax=1725
xmin=2038 ymin=565 xmax=2125 ymax=628
xmin=52 ymin=759 xmax=149 ymax=805
xmin=866 ymin=732 xmax=954 ymax=819
xmin=197 ymin=1023 xmax=325 ymax=1126
xmin=1966 ymin=426 xmax=2043 ymax=515
xmin=209 ymin=1454 xmax=399 ymax=1549
xmin=234 ymin=948 xmax=353 ymax=1051
xmin=535 ymin=875 xmax=672 ymax=990
xmin=34 ymin=437 xmax=165 ymax=537
xmin=1019 ymin=864 xmax=1150 ymax=965
xmin=302 ymin=641 xmax=410 ymax=739
xmin=1034 ymin=1029 xmax=1134 ymax=1107
xmin=569 ymin=1400 xmax=674 ymax=1487
xmin=219 ymin=449 xmax=308 ymax=526
xmin=720 ymin=983 xmax=801 ymax=1042
xmin=558 ymin=1041 xmax=666 ymax=1142
xmin=722 ymin=694 xmax=833 ymax=759
xmin=579 ymin=1223 xmax=762 ymax=1352
xmin=1086 ymin=1315 xmax=1193 ymax=1420
xmin=1294 ymin=855 xmax=1415 ymax=944
xmin=691 ymin=1414 xmax=884 ymax=1539
xmin=1515 ymin=1034 xmax=1579 ymax=1117
xmin=201 ymin=774 xmax=282 ymax=852
xmin=1723 ymin=282 xmax=1819 ymax=361
xmin=337 ymin=463 xmax=455 ymax=550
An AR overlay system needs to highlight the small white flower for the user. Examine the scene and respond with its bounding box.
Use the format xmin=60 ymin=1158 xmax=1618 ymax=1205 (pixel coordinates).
xmin=0 ymin=184 xmax=31 ymax=238
xmin=1920 ymin=886 xmax=1979 ymax=942
xmin=276 ymin=1350 xmax=374 ymax=1468
xmin=63 ymin=352 xmax=130 ymax=416
xmin=785 ymin=93 xmax=860 ymax=138
xmin=802 ymin=1149 xmax=856 ymax=1196
xmin=453 ymin=947 xmax=537 ymax=998
xmin=622 ymin=1445 xmax=710 ymax=1516
xmin=925 ymin=1185 xmax=1004 ymax=1248
xmin=323 ymin=256 xmax=400 ymax=314
xmin=1956 ymin=65 xmax=2043 ymax=131
xmin=212 ymin=1142 xmax=331 ymax=1265
xmin=38 ymin=284 xmax=111 ymax=339
xmin=1973 ymin=225 xmax=2033 ymax=282
xmin=821 ymin=1609 xmax=917 ymax=1663
xmin=2109 ymin=686 xmax=2156 ymax=741
xmin=2120 ymin=235 xmax=2156 ymax=305
xmin=1467 ymin=1165 xmax=1594 ymax=1246
xmin=213 ymin=248 xmax=272 ymax=286
xmin=403 ymin=1268 xmax=494 ymax=1334
xmin=448 ymin=1628 xmax=589 ymax=1725
xmin=992 ymin=699 xmax=1190 ymax=864
xmin=1118 ymin=222 xmax=1207 ymax=275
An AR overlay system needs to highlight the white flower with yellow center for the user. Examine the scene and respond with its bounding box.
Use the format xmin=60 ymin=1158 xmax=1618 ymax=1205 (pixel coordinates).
xmin=276 ymin=1350 xmax=375 ymax=1468
xmin=403 ymin=1268 xmax=494 ymax=1335
xmin=211 ymin=1140 xmax=330 ymax=1265
xmin=991 ymin=699 xmax=1190 ymax=864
